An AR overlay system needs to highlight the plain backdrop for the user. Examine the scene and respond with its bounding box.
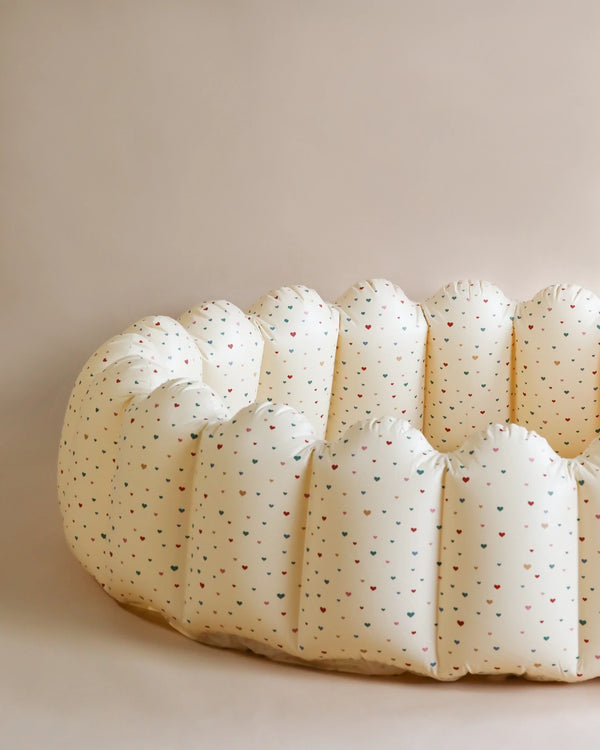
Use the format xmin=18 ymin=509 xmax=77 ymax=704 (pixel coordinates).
xmin=3 ymin=1 xmax=600 ymax=748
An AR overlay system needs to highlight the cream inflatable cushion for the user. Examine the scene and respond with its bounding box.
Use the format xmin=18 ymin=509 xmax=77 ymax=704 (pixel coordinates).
xmin=58 ymin=280 xmax=600 ymax=681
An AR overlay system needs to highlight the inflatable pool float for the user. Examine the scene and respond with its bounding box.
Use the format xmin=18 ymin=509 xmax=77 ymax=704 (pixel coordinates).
xmin=58 ymin=279 xmax=600 ymax=681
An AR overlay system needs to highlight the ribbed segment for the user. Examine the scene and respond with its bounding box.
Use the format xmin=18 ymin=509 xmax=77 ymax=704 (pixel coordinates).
xmin=299 ymin=418 xmax=445 ymax=676
xmin=122 ymin=315 xmax=205 ymax=377
xmin=248 ymin=285 xmax=339 ymax=439
xmin=183 ymin=403 xmax=317 ymax=653
xmin=422 ymin=280 xmax=515 ymax=452
xmin=108 ymin=379 xmax=226 ymax=617
xmin=178 ymin=300 xmax=264 ymax=417
xmin=58 ymin=317 xmax=205 ymax=585
xmin=326 ymin=279 xmax=427 ymax=441
xmin=572 ymin=438 xmax=600 ymax=679
xmin=514 ymin=284 xmax=600 ymax=458
xmin=58 ymin=353 xmax=169 ymax=583
xmin=438 ymin=425 xmax=579 ymax=680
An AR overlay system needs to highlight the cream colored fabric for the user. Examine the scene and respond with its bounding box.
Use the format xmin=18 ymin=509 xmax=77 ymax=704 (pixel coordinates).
xmin=184 ymin=402 xmax=317 ymax=653
xmin=514 ymin=284 xmax=600 ymax=457
xmin=326 ymin=279 xmax=427 ymax=440
xmin=58 ymin=280 xmax=600 ymax=681
xmin=440 ymin=424 xmax=578 ymax=680
xmin=301 ymin=418 xmax=444 ymax=677
xmin=422 ymin=280 xmax=514 ymax=452
xmin=247 ymin=285 xmax=339 ymax=440
xmin=178 ymin=300 xmax=264 ymax=419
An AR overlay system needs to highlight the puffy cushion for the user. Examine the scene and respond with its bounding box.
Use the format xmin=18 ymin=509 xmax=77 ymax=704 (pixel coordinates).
xmin=58 ymin=280 xmax=600 ymax=681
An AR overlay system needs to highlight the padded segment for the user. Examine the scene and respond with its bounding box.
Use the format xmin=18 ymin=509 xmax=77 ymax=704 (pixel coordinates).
xmin=178 ymin=300 xmax=264 ymax=417
xmin=300 ymin=418 xmax=445 ymax=676
xmin=58 ymin=333 xmax=157 ymax=557
xmin=122 ymin=315 xmax=205 ymax=377
xmin=248 ymin=286 xmax=339 ymax=439
xmin=57 ymin=330 xmax=175 ymax=496
xmin=58 ymin=354 xmax=169 ymax=582
xmin=514 ymin=284 xmax=600 ymax=458
xmin=572 ymin=439 xmax=600 ymax=679
xmin=58 ymin=318 xmax=205 ymax=583
xmin=326 ymin=279 xmax=427 ymax=440
xmin=108 ymin=380 xmax=226 ymax=619
xmin=439 ymin=425 xmax=578 ymax=680
xmin=422 ymin=281 xmax=515 ymax=452
xmin=184 ymin=403 xmax=318 ymax=653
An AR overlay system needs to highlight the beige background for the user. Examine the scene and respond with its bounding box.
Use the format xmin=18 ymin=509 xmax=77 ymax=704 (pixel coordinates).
xmin=3 ymin=1 xmax=600 ymax=747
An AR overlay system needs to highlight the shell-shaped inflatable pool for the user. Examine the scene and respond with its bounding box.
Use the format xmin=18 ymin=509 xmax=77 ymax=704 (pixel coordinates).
xmin=58 ymin=280 xmax=600 ymax=681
